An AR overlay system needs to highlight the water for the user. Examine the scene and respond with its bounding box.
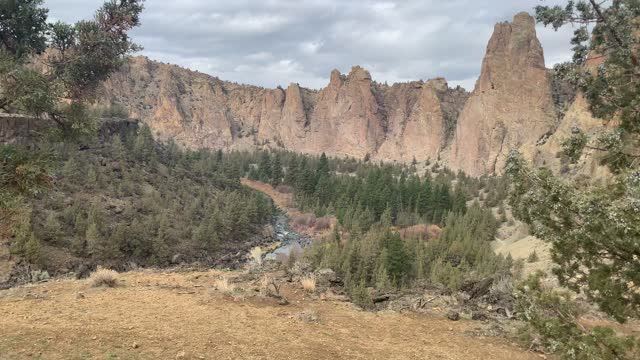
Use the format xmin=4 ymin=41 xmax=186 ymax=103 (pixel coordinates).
xmin=265 ymin=213 xmax=312 ymax=261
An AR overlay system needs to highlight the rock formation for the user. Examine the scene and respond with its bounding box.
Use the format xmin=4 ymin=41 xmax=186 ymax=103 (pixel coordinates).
xmin=99 ymin=58 xmax=469 ymax=163
xmin=98 ymin=11 xmax=605 ymax=177
xmin=450 ymin=12 xmax=558 ymax=176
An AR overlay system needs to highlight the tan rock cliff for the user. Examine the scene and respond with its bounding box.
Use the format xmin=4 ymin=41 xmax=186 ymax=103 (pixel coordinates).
xmin=450 ymin=12 xmax=557 ymax=176
xmin=99 ymin=59 xmax=468 ymax=162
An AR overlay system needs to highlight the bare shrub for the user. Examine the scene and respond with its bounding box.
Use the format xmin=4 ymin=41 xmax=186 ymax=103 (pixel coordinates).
xmin=400 ymin=224 xmax=442 ymax=240
xmin=30 ymin=270 xmax=50 ymax=282
xmin=275 ymin=184 xmax=293 ymax=194
xmin=314 ymin=217 xmax=331 ymax=231
xmin=293 ymin=213 xmax=316 ymax=228
xmin=260 ymin=274 xmax=281 ymax=297
xmin=88 ymin=267 xmax=119 ymax=288
xmin=301 ymin=274 xmax=316 ymax=293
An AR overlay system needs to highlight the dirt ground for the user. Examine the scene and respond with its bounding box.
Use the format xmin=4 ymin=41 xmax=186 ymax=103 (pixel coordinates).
xmin=0 ymin=269 xmax=541 ymax=360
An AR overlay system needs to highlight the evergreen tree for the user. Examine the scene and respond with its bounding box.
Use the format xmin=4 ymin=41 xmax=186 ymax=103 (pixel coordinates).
xmin=284 ymin=156 xmax=299 ymax=185
xmin=258 ymin=151 xmax=272 ymax=182
xmin=86 ymin=166 xmax=98 ymax=189
xmin=133 ymin=124 xmax=155 ymax=161
xmin=509 ymin=0 xmax=640 ymax=323
xmin=317 ymin=152 xmax=329 ymax=179
xmin=24 ymin=232 xmax=41 ymax=265
xmin=85 ymin=221 xmax=102 ymax=258
xmin=151 ymin=213 xmax=172 ymax=265
xmin=111 ymin=136 xmax=127 ymax=161
xmin=271 ymin=154 xmax=283 ymax=186
xmin=0 ymin=0 xmax=143 ymax=137
xmin=43 ymin=212 xmax=62 ymax=242
xmin=385 ymin=232 xmax=408 ymax=286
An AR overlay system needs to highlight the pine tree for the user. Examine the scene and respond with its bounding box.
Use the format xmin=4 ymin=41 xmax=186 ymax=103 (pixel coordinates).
xmin=380 ymin=206 xmax=393 ymax=228
xmin=43 ymin=212 xmax=62 ymax=242
xmin=297 ymin=159 xmax=316 ymax=195
xmin=24 ymin=232 xmax=41 ymax=265
xmin=284 ymin=156 xmax=299 ymax=185
xmin=85 ymin=221 xmax=102 ymax=258
xmin=151 ymin=213 xmax=172 ymax=265
xmin=511 ymin=0 xmax=640 ymax=323
xmin=62 ymin=154 xmax=84 ymax=185
xmin=86 ymin=166 xmax=98 ymax=189
xmin=133 ymin=124 xmax=155 ymax=161
xmin=351 ymin=280 xmax=372 ymax=309
xmin=258 ymin=151 xmax=272 ymax=182
xmin=271 ymin=154 xmax=283 ymax=186
xmin=385 ymin=232 xmax=408 ymax=286
xmin=317 ymin=152 xmax=329 ymax=179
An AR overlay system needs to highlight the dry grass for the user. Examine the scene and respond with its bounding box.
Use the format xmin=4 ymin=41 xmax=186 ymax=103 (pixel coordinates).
xmin=0 ymin=270 xmax=543 ymax=359
xmin=249 ymin=246 xmax=264 ymax=266
xmin=88 ymin=267 xmax=119 ymax=288
xmin=293 ymin=213 xmax=316 ymax=228
xmin=214 ymin=276 xmax=235 ymax=294
xmin=301 ymin=274 xmax=316 ymax=293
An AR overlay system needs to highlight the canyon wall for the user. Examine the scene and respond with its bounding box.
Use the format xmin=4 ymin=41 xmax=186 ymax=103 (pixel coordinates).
xmin=99 ymin=58 xmax=469 ymax=163
xmin=99 ymin=12 xmax=598 ymax=177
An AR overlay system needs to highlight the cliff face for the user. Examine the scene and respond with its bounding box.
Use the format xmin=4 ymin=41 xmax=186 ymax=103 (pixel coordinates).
xmin=99 ymin=58 xmax=469 ymax=162
xmin=99 ymin=11 xmax=604 ymax=177
xmin=449 ymin=12 xmax=558 ymax=176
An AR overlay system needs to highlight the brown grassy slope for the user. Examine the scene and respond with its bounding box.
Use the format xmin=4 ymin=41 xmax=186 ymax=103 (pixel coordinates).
xmin=0 ymin=269 xmax=539 ymax=360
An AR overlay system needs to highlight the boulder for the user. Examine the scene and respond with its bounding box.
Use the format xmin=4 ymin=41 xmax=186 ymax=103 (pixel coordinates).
xmin=446 ymin=310 xmax=460 ymax=321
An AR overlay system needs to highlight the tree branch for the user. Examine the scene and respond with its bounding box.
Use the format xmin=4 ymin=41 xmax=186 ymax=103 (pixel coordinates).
xmin=588 ymin=0 xmax=639 ymax=67
xmin=584 ymin=145 xmax=640 ymax=158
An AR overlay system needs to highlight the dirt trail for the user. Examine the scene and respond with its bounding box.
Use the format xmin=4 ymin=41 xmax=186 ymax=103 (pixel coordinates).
xmin=0 ymin=270 xmax=540 ymax=360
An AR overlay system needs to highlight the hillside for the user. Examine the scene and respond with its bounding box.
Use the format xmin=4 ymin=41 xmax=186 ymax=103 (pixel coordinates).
xmin=1 ymin=119 xmax=274 ymax=287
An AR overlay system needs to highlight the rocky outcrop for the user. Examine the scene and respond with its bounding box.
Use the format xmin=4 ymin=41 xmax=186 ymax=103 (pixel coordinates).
xmin=99 ymin=58 xmax=468 ymax=162
xmin=0 ymin=114 xmax=42 ymax=146
xmin=376 ymin=78 xmax=468 ymax=162
xmin=450 ymin=12 xmax=558 ymax=176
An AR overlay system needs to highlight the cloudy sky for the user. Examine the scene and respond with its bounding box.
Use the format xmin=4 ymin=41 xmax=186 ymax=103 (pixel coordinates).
xmin=44 ymin=0 xmax=575 ymax=90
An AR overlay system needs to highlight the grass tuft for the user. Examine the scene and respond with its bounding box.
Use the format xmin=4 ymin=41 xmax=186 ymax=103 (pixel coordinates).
xmin=88 ymin=267 xmax=119 ymax=288
xmin=214 ymin=276 xmax=235 ymax=294
xmin=301 ymin=274 xmax=316 ymax=293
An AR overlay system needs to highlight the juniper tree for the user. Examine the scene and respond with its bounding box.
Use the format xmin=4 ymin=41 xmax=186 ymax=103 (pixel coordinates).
xmin=0 ymin=0 xmax=144 ymax=137
xmin=508 ymin=0 xmax=640 ymax=324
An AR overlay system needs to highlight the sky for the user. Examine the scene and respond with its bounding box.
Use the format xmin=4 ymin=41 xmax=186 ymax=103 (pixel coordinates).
xmin=44 ymin=0 xmax=575 ymax=91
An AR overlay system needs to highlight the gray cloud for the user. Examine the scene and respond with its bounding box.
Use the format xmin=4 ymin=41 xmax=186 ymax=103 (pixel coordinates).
xmin=44 ymin=0 xmax=575 ymax=90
